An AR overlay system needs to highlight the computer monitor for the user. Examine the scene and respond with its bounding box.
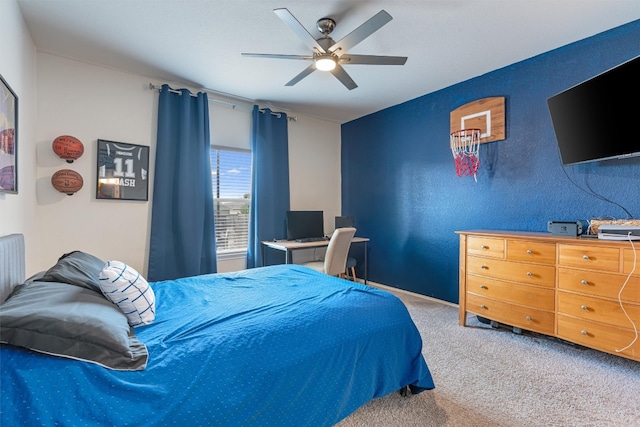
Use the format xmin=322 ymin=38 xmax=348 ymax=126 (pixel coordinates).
xmin=286 ymin=211 xmax=324 ymax=240
xmin=335 ymin=216 xmax=354 ymax=229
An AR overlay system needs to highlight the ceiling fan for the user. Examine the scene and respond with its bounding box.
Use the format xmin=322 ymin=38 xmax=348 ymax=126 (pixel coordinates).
xmin=242 ymin=8 xmax=407 ymax=90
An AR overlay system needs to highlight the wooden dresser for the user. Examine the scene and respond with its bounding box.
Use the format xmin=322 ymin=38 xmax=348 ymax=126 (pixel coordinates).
xmin=457 ymin=230 xmax=640 ymax=362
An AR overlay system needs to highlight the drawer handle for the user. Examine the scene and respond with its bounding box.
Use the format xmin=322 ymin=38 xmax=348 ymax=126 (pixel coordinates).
xmin=481 ymin=245 xmax=487 ymax=249
xmin=481 ymin=265 xmax=488 ymax=269
xmin=479 ymin=304 xmax=486 ymax=309
xmin=525 ymin=316 xmax=531 ymax=321
xmin=581 ymin=279 xmax=588 ymax=285
xmin=526 ymin=271 xmax=532 ymax=277
xmin=581 ymin=330 xmax=588 ymax=336
xmin=526 ymin=249 xmax=532 ymax=254
xmin=581 ymin=305 xmax=588 ymax=311
xmin=480 ymin=285 xmax=488 ymax=289
xmin=582 ymin=255 xmax=590 ymax=260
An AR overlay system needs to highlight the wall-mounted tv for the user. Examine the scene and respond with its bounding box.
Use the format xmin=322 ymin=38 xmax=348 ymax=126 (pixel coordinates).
xmin=547 ymin=55 xmax=640 ymax=165
xmin=286 ymin=210 xmax=324 ymax=240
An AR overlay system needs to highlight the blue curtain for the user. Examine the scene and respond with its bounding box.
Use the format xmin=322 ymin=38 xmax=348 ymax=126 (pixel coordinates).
xmin=247 ymin=106 xmax=290 ymax=268
xmin=148 ymin=85 xmax=217 ymax=281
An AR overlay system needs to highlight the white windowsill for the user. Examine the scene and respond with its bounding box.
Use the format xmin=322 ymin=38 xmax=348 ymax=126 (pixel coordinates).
xmin=217 ymin=250 xmax=247 ymax=261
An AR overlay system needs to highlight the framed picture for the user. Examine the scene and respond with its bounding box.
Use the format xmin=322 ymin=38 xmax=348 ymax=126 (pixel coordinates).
xmin=0 ymin=74 xmax=18 ymax=194
xmin=96 ymin=139 xmax=149 ymax=201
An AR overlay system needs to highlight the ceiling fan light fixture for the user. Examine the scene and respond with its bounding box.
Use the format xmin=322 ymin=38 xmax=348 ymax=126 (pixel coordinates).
xmin=315 ymin=56 xmax=336 ymax=71
xmin=244 ymin=8 xmax=404 ymax=89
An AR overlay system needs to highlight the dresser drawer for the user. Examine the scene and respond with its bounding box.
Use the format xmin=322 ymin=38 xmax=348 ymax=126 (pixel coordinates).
xmin=558 ymin=244 xmax=620 ymax=272
xmin=557 ymin=291 xmax=640 ymax=329
xmin=623 ymin=249 xmax=640 ymax=276
xmin=467 ymin=275 xmax=555 ymax=311
xmin=466 ymin=293 xmax=554 ymax=335
xmin=467 ymin=256 xmax=555 ymax=287
xmin=558 ymin=267 xmax=640 ymax=304
xmin=557 ymin=314 xmax=640 ymax=361
xmin=506 ymin=240 xmax=556 ymax=265
xmin=467 ymin=236 xmax=505 ymax=258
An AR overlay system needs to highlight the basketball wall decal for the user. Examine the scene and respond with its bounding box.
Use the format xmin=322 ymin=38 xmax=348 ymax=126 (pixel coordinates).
xmin=52 ymin=135 xmax=84 ymax=163
xmin=51 ymin=169 xmax=83 ymax=195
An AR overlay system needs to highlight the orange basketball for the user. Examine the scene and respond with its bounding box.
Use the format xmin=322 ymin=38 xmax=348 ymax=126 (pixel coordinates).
xmin=52 ymin=135 xmax=84 ymax=163
xmin=51 ymin=169 xmax=83 ymax=195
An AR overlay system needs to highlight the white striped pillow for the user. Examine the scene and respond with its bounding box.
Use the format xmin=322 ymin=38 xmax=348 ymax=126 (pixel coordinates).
xmin=98 ymin=261 xmax=155 ymax=327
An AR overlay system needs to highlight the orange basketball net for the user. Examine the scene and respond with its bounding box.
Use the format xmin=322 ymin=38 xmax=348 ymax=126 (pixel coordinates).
xmin=450 ymin=129 xmax=481 ymax=182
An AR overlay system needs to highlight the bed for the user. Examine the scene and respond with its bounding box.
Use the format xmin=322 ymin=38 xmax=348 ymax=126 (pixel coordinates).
xmin=0 ymin=233 xmax=434 ymax=426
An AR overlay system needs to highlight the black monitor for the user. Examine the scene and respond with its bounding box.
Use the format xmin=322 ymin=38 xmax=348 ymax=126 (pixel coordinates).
xmin=286 ymin=211 xmax=324 ymax=240
xmin=335 ymin=216 xmax=354 ymax=229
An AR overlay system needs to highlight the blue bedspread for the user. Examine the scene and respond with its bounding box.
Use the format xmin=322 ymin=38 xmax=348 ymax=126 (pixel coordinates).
xmin=1 ymin=264 xmax=434 ymax=426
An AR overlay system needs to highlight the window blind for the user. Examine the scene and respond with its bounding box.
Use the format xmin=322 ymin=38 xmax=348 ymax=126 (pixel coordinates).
xmin=210 ymin=147 xmax=252 ymax=254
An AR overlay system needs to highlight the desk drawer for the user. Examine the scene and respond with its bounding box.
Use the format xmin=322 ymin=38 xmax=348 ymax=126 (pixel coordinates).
xmin=467 ymin=256 xmax=555 ymax=287
xmin=467 ymin=275 xmax=554 ymax=311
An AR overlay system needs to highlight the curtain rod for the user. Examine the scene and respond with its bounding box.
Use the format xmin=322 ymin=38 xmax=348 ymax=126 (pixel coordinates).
xmin=148 ymin=83 xmax=296 ymax=121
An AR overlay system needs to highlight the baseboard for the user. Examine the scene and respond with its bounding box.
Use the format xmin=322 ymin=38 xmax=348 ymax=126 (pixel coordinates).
xmin=363 ymin=279 xmax=459 ymax=308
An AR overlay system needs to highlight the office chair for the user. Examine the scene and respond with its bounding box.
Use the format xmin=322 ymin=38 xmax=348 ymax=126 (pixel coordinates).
xmin=334 ymin=216 xmax=357 ymax=282
xmin=345 ymin=257 xmax=357 ymax=282
xmin=302 ymin=227 xmax=356 ymax=278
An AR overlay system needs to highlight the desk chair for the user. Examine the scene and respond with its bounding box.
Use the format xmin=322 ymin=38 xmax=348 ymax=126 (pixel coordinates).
xmin=345 ymin=257 xmax=357 ymax=282
xmin=335 ymin=216 xmax=358 ymax=282
xmin=302 ymin=227 xmax=356 ymax=278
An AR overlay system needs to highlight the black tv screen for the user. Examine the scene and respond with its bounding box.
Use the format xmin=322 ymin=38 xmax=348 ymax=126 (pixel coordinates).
xmin=286 ymin=211 xmax=324 ymax=240
xmin=547 ymin=55 xmax=640 ymax=165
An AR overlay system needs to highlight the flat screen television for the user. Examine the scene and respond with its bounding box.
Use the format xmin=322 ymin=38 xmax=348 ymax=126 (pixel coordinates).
xmin=286 ymin=210 xmax=324 ymax=240
xmin=547 ymin=55 xmax=640 ymax=165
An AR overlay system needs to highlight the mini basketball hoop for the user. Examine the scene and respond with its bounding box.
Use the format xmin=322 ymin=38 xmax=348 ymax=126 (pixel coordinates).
xmin=450 ymin=128 xmax=481 ymax=181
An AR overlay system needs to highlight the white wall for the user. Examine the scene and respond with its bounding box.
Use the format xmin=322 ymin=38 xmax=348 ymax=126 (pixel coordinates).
xmin=32 ymin=53 xmax=342 ymax=276
xmin=289 ymin=115 xmax=341 ymax=233
xmin=288 ymin=115 xmax=342 ymax=264
xmin=0 ymin=0 xmax=38 ymax=274
xmin=35 ymin=53 xmax=156 ymax=274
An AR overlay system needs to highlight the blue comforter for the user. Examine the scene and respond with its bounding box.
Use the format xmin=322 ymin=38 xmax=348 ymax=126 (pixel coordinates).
xmin=1 ymin=264 xmax=434 ymax=426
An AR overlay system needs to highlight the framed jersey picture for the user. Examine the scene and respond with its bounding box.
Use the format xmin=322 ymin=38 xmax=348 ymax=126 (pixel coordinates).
xmin=96 ymin=139 xmax=149 ymax=201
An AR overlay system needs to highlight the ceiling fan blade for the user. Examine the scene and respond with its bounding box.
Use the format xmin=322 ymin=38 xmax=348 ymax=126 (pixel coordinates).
xmin=274 ymin=8 xmax=326 ymax=54
xmin=340 ymin=54 xmax=407 ymax=65
xmin=242 ymin=53 xmax=313 ymax=61
xmin=330 ymin=64 xmax=358 ymax=90
xmin=329 ymin=10 xmax=393 ymax=55
xmin=285 ymin=64 xmax=317 ymax=87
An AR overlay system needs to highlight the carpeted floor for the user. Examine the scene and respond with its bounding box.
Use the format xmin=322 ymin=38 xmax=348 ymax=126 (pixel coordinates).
xmin=337 ymin=290 xmax=640 ymax=427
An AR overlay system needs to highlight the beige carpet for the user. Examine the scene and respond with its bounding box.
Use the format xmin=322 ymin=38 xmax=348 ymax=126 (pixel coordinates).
xmin=337 ymin=291 xmax=640 ymax=427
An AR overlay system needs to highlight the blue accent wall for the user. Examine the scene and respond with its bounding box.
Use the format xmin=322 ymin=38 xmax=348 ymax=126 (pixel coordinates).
xmin=341 ymin=20 xmax=640 ymax=303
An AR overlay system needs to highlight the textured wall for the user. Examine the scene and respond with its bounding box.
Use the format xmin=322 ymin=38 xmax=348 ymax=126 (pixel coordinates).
xmin=341 ymin=20 xmax=640 ymax=303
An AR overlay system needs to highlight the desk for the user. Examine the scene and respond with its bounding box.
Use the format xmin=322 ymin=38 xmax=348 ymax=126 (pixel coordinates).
xmin=261 ymin=237 xmax=370 ymax=284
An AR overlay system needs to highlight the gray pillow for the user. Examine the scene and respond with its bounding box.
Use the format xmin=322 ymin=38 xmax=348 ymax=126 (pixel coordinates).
xmin=0 ymin=280 xmax=148 ymax=371
xmin=37 ymin=251 xmax=105 ymax=293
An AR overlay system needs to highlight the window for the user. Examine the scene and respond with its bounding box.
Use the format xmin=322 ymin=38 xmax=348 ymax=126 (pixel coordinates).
xmin=211 ymin=147 xmax=252 ymax=255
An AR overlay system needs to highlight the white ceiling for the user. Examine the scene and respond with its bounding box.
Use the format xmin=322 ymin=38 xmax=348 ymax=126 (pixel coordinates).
xmin=17 ymin=0 xmax=640 ymax=123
